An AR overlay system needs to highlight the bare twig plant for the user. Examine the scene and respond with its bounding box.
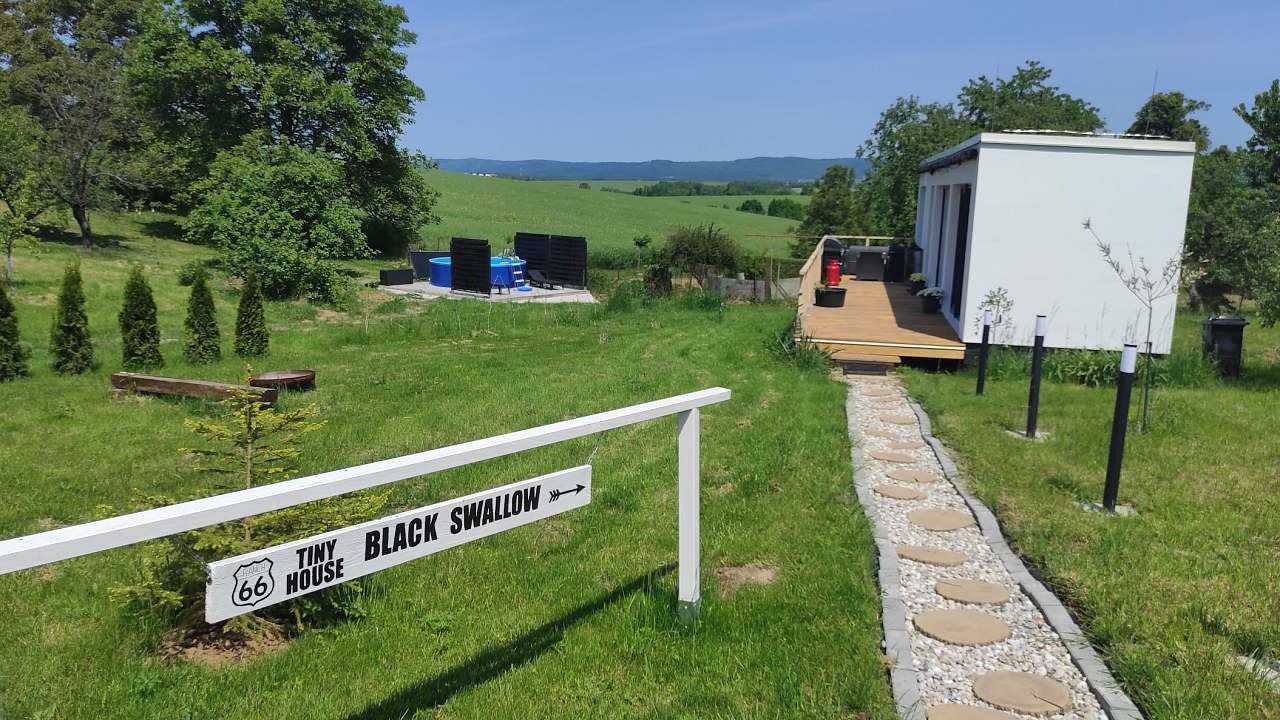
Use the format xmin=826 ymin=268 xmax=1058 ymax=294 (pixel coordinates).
xmin=1083 ymin=218 xmax=1181 ymax=432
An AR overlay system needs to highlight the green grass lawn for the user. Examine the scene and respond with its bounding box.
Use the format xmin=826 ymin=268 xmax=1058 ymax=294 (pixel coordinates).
xmin=901 ymin=312 xmax=1280 ymax=720
xmin=423 ymin=172 xmax=799 ymax=256
xmin=0 ymin=223 xmax=895 ymax=719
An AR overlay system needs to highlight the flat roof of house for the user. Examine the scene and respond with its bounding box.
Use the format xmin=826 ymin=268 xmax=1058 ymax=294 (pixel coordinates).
xmin=919 ymin=131 xmax=1196 ymax=173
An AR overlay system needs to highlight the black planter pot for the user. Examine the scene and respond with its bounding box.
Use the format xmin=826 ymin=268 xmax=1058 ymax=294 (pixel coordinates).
xmin=814 ymin=287 xmax=847 ymax=308
xmin=921 ymin=296 xmax=941 ymax=314
xmin=910 ymin=279 xmax=925 ymax=295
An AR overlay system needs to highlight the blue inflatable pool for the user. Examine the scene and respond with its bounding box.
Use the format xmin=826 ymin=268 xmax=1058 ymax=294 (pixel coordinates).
xmin=428 ymin=257 xmax=526 ymax=289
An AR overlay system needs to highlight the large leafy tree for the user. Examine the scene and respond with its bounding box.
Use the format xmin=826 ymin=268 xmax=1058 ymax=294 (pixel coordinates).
xmin=1126 ymin=91 xmax=1211 ymax=150
xmin=130 ymin=0 xmax=438 ymax=254
xmin=0 ymin=0 xmax=142 ymax=247
xmin=1235 ymin=79 xmax=1280 ymax=189
xmin=0 ymin=108 xmax=54 ymax=284
xmin=856 ymin=98 xmax=971 ymax=240
xmin=793 ymin=165 xmax=862 ymax=256
xmin=957 ymin=60 xmax=1104 ymax=133
xmin=856 ymin=61 xmax=1104 ymax=242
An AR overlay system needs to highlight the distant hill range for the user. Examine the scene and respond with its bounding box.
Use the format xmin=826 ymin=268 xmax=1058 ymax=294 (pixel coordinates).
xmin=433 ymin=156 xmax=867 ymax=182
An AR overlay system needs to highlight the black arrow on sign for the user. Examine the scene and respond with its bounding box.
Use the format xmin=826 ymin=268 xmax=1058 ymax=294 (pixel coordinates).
xmin=549 ymin=484 xmax=586 ymax=502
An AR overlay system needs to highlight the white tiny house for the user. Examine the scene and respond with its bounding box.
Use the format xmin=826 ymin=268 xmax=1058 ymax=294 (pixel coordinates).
xmin=915 ymin=132 xmax=1196 ymax=354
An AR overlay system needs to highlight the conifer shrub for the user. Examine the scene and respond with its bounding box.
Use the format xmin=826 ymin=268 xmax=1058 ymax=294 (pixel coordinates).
xmin=235 ymin=271 xmax=269 ymax=357
xmin=0 ymin=282 xmax=30 ymax=381
xmin=183 ymin=269 xmax=221 ymax=364
xmin=49 ymin=264 xmax=94 ymax=374
xmin=119 ymin=266 xmax=165 ymax=371
xmin=109 ymin=386 xmax=388 ymax=634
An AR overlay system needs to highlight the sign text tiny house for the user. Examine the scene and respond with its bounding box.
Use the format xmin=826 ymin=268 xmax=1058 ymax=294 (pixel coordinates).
xmin=205 ymin=466 xmax=592 ymax=622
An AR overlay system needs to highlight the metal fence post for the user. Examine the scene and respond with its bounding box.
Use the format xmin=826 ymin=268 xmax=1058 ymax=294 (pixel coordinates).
xmin=677 ymin=408 xmax=701 ymax=622
xmin=1026 ymin=314 xmax=1047 ymax=438
xmin=976 ymin=310 xmax=992 ymax=396
xmin=1103 ymin=344 xmax=1138 ymax=511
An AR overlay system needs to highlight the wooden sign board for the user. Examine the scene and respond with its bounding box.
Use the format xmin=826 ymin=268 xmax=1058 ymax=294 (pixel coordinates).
xmin=205 ymin=466 xmax=591 ymax=622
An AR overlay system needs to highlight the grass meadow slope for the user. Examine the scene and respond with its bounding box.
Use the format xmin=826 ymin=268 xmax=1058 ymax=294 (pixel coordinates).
xmin=420 ymin=172 xmax=799 ymax=255
xmin=0 ymin=214 xmax=895 ymax=719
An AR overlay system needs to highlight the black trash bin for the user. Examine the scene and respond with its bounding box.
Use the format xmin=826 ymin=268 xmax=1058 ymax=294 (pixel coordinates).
xmin=1202 ymin=316 xmax=1248 ymax=377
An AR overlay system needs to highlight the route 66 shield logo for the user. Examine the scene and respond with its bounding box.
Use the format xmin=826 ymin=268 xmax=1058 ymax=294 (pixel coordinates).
xmin=231 ymin=558 xmax=275 ymax=608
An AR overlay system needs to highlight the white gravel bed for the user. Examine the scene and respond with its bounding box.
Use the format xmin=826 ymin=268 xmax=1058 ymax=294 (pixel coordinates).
xmin=849 ymin=377 xmax=1106 ymax=719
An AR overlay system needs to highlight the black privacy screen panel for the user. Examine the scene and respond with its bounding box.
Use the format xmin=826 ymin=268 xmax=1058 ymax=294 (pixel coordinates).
xmin=513 ymin=232 xmax=550 ymax=274
xmin=547 ymin=235 xmax=587 ymax=288
xmin=450 ymin=237 xmax=491 ymax=295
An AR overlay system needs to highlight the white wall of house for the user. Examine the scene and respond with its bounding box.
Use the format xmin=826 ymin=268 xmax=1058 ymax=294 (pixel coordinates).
xmin=916 ymin=133 xmax=1195 ymax=354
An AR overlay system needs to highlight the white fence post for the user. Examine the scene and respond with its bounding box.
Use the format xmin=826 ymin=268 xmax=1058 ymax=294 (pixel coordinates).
xmin=677 ymin=408 xmax=700 ymax=622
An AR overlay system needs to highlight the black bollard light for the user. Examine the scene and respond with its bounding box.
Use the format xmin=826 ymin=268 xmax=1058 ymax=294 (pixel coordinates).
xmin=976 ymin=310 xmax=992 ymax=396
xmin=1103 ymin=344 xmax=1139 ymax=512
xmin=1025 ymin=314 xmax=1047 ymax=439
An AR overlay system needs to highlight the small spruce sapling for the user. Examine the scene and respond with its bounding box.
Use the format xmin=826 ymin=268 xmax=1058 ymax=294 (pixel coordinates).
xmin=235 ymin=271 xmax=269 ymax=357
xmin=119 ymin=266 xmax=165 ymax=370
xmin=0 ymin=282 xmax=30 ymax=381
xmin=49 ymin=263 xmax=94 ymax=374
xmin=183 ymin=269 xmax=221 ymax=363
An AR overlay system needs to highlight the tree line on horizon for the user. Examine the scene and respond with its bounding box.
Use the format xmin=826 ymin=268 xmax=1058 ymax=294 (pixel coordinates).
xmin=792 ymin=61 xmax=1280 ymax=322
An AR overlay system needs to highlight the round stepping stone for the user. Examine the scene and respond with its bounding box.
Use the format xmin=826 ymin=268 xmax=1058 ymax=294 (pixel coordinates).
xmin=869 ymin=450 xmax=915 ymax=464
xmin=897 ymin=545 xmax=967 ymax=567
xmin=863 ymin=387 xmax=897 ymax=397
xmin=888 ymin=469 xmax=939 ymax=484
xmin=935 ymin=578 xmax=1010 ymax=605
xmin=909 ymin=508 xmax=975 ymax=531
xmin=873 ymin=484 xmax=927 ymax=500
xmin=927 ymin=705 xmax=1019 ymax=720
xmin=913 ymin=609 xmax=1010 ymax=646
xmin=881 ymin=414 xmax=917 ymax=425
xmin=888 ymin=440 xmax=926 ymax=450
xmin=864 ymin=428 xmax=901 ymax=439
xmin=972 ymin=672 xmax=1074 ymax=716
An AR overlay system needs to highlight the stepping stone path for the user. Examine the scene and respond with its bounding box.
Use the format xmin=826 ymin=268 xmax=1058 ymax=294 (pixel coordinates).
xmin=973 ymin=672 xmax=1074 ymax=715
xmin=874 ymin=484 xmax=928 ymax=500
xmin=914 ymin=609 xmax=1011 ymax=646
xmin=927 ymin=706 xmax=1019 ymax=720
xmin=897 ymin=545 xmax=967 ymax=567
xmin=865 ymin=428 xmax=903 ymax=439
xmin=935 ymin=578 xmax=1011 ymax=605
xmin=908 ymin=508 xmax=976 ymax=531
xmin=846 ymin=378 xmax=1105 ymax=719
xmin=887 ymin=468 xmax=939 ymax=484
xmin=870 ymin=450 xmax=918 ymax=464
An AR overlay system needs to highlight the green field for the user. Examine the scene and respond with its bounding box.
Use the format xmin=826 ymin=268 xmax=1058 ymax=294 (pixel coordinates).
xmin=902 ymin=313 xmax=1280 ymax=719
xmin=419 ymin=172 xmax=799 ymax=255
xmin=0 ymin=216 xmax=895 ymax=719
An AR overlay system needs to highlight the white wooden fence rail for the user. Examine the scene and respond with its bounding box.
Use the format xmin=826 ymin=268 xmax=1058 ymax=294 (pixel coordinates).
xmin=0 ymin=387 xmax=731 ymax=616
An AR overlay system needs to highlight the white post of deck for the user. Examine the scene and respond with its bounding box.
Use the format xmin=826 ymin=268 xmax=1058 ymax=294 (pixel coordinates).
xmin=676 ymin=408 xmax=700 ymax=621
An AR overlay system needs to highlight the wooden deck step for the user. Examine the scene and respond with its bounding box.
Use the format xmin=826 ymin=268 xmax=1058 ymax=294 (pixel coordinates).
xmin=829 ymin=349 xmax=901 ymax=365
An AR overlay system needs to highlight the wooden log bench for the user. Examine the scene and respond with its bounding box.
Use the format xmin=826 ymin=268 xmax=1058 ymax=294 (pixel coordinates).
xmin=110 ymin=372 xmax=278 ymax=406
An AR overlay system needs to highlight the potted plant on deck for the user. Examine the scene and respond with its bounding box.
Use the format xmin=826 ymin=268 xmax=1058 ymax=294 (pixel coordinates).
xmin=814 ymin=281 xmax=846 ymax=308
xmin=918 ymin=286 xmax=943 ymax=314
xmin=909 ymin=272 xmax=927 ymax=295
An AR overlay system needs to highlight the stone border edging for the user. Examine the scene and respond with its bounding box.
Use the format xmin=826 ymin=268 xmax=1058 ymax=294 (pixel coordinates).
xmin=846 ymin=391 xmax=927 ymax=720
xmin=906 ymin=400 xmax=1146 ymax=720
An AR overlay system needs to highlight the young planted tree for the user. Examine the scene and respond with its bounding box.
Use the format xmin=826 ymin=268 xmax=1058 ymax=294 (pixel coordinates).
xmin=49 ymin=264 xmax=94 ymax=374
xmin=1085 ymin=220 xmax=1181 ymax=433
xmin=119 ymin=266 xmax=164 ymax=370
xmin=0 ymin=282 xmax=30 ymax=381
xmin=110 ymin=385 xmax=387 ymax=632
xmin=235 ymin=272 xmax=269 ymax=357
xmin=793 ymin=165 xmax=862 ymax=256
xmin=183 ymin=269 xmax=220 ymax=364
xmin=661 ymin=223 xmax=741 ymax=288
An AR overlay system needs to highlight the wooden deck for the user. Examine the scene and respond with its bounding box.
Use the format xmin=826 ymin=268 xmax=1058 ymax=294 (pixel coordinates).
xmin=796 ymin=242 xmax=965 ymax=363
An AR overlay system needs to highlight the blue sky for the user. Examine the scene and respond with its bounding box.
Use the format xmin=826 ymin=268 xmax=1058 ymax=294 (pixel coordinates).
xmin=401 ymin=1 xmax=1279 ymax=161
